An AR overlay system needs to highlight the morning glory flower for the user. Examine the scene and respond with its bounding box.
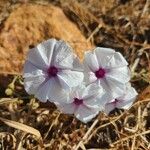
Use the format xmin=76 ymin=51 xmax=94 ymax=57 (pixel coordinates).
xmin=104 ymin=83 xmax=138 ymax=114
xmin=83 ymin=47 xmax=130 ymax=98
xmin=55 ymin=83 xmax=105 ymax=123
xmin=23 ymin=39 xmax=84 ymax=102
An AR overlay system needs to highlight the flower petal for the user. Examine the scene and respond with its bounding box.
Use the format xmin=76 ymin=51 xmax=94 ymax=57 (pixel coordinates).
xmin=116 ymin=100 xmax=134 ymax=110
xmin=26 ymin=39 xmax=57 ymax=70
xmin=106 ymin=52 xmax=128 ymax=69
xmin=84 ymin=71 xmax=97 ymax=84
xmin=23 ymin=61 xmax=46 ymax=79
xmin=23 ymin=61 xmax=39 ymax=75
xmin=24 ymin=74 xmax=46 ymax=96
xmin=95 ymin=47 xmax=115 ymax=68
xmin=23 ymin=61 xmax=46 ymax=95
xmin=55 ymin=102 xmax=76 ymax=114
xmin=101 ymin=77 xmax=126 ymax=98
xmin=116 ymin=84 xmax=137 ymax=109
xmin=70 ymin=84 xmax=86 ymax=100
xmin=122 ymin=84 xmax=138 ymax=101
xmin=49 ymin=78 xmax=68 ymax=102
xmin=52 ymin=40 xmax=75 ymax=69
xmin=75 ymin=105 xmax=99 ymax=123
xmin=84 ymin=51 xmax=99 ymax=72
xmin=104 ymin=102 xmax=115 ymax=114
xmin=83 ymin=94 xmax=105 ymax=111
xmin=72 ymin=56 xmax=84 ymax=71
xmin=37 ymin=39 xmax=56 ymax=66
xmin=57 ymin=70 xmax=84 ymax=89
xmin=36 ymin=78 xmax=68 ymax=103
xmin=106 ymin=66 xmax=130 ymax=84
xmin=84 ymin=89 xmax=112 ymax=111
xmin=82 ymin=83 xmax=104 ymax=100
xmin=34 ymin=78 xmax=51 ymax=102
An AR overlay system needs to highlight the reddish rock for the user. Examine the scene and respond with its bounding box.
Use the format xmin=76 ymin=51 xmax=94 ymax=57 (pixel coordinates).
xmin=0 ymin=4 xmax=94 ymax=73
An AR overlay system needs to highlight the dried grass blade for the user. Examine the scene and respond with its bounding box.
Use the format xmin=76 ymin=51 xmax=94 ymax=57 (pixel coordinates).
xmin=0 ymin=98 xmax=18 ymax=105
xmin=0 ymin=117 xmax=42 ymax=139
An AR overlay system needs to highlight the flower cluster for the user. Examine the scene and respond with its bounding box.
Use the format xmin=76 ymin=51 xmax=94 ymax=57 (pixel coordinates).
xmin=23 ymin=39 xmax=137 ymax=123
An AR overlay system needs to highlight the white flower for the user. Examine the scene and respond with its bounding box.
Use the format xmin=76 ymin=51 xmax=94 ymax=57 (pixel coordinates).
xmin=104 ymin=83 xmax=138 ymax=114
xmin=23 ymin=39 xmax=84 ymax=103
xmin=83 ymin=47 xmax=130 ymax=98
xmin=55 ymin=83 xmax=105 ymax=123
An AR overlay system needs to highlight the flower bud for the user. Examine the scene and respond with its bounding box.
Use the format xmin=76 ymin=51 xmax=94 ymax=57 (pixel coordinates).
xmin=8 ymin=83 xmax=15 ymax=90
xmin=5 ymin=88 xmax=13 ymax=96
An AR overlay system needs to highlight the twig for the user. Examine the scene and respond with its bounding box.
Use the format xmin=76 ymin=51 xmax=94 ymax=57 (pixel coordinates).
xmin=74 ymin=118 xmax=99 ymax=150
xmin=130 ymin=46 xmax=150 ymax=74
xmin=87 ymin=24 xmax=103 ymax=42
xmin=141 ymin=0 xmax=149 ymax=18
xmin=44 ymin=112 xmax=60 ymax=140
xmin=112 ymin=129 xmax=150 ymax=145
xmin=0 ymin=71 xmax=21 ymax=76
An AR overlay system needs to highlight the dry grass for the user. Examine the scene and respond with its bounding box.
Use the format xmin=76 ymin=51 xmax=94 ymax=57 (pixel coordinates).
xmin=0 ymin=0 xmax=150 ymax=149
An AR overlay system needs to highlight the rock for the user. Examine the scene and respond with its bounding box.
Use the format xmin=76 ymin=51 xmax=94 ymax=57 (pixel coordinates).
xmin=0 ymin=4 xmax=93 ymax=73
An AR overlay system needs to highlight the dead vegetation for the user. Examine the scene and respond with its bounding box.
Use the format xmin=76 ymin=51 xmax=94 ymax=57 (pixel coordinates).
xmin=0 ymin=0 xmax=150 ymax=149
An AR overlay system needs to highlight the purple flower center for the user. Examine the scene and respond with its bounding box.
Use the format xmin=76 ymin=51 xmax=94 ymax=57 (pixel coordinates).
xmin=95 ymin=68 xmax=106 ymax=78
xmin=112 ymin=99 xmax=119 ymax=105
xmin=47 ymin=66 xmax=58 ymax=77
xmin=73 ymin=98 xmax=83 ymax=106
